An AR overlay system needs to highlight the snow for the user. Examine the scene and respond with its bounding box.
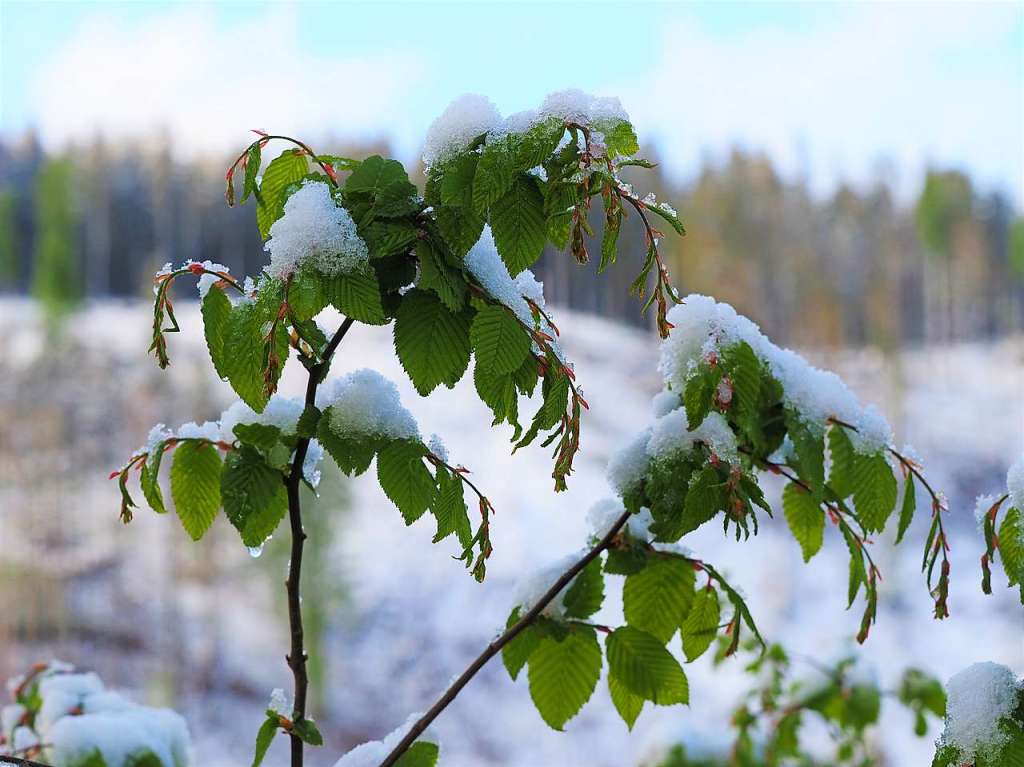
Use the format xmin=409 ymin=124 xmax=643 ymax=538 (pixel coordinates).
xmin=332 ymin=712 xmax=431 ymax=767
xmin=49 ymin=708 xmax=191 ymax=767
xmin=587 ymin=498 xmax=654 ymax=542
xmin=427 ymin=434 xmax=449 ymax=463
xmin=303 ymin=439 xmax=324 ymax=488
xmin=422 ymin=93 xmax=502 ymax=168
xmin=1 ymin=703 xmax=25 ymax=740
xmin=1007 ymin=454 xmax=1024 ymax=512
xmin=36 ymin=672 xmax=105 ymax=732
xmin=268 ymin=688 xmax=289 ymax=716
xmin=659 ymin=295 xmax=894 ymax=454
xmin=264 ymin=181 xmax=369 ymax=281
xmin=651 ymin=390 xmax=681 ymax=418
xmin=317 ymin=368 xmax=421 ymax=442
xmin=974 ymin=493 xmax=999 ymax=528
xmin=219 ymin=395 xmax=305 ymax=443
xmin=176 ymin=421 xmax=222 ymax=442
xmin=511 ymin=550 xmax=590 ymax=620
xmin=465 ymin=227 xmax=542 ymax=316
xmin=423 ymin=89 xmax=630 ymax=169
xmin=606 ymin=427 xmax=652 ymax=496
xmin=647 ymin=410 xmax=739 ymax=464
xmin=11 ymin=726 xmax=38 ymax=751
xmin=190 ymin=261 xmax=231 ymax=299
xmin=941 ymin=662 xmax=1021 ymax=762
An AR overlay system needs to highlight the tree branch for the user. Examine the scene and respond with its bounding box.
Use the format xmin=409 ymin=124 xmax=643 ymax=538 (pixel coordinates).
xmin=284 ymin=315 xmax=355 ymax=767
xmin=0 ymin=756 xmax=53 ymax=767
xmin=377 ymin=510 xmax=632 ymax=767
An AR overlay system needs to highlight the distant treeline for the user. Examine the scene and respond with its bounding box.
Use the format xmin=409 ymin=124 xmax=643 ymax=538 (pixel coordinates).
xmin=1 ymin=132 xmax=1021 ymax=348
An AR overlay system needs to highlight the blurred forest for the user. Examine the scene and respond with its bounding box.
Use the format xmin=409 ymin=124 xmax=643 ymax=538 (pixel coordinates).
xmin=1 ymin=131 xmax=1021 ymax=348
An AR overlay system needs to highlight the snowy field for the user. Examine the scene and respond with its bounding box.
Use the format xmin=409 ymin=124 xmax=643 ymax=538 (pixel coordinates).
xmin=1 ymin=299 xmax=1022 ymax=766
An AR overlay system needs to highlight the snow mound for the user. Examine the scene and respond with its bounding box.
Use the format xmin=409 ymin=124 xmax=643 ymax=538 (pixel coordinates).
xmin=941 ymin=661 xmax=1021 ymax=762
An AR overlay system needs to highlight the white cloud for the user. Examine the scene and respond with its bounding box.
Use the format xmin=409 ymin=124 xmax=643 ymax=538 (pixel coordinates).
xmin=613 ymin=5 xmax=1023 ymax=201
xmin=30 ymin=5 xmax=429 ymax=157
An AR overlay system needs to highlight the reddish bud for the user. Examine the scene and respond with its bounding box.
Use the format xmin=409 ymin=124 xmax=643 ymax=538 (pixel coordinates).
xmin=108 ymin=470 xmax=121 ymax=480
xmin=188 ymin=262 xmax=205 ymax=276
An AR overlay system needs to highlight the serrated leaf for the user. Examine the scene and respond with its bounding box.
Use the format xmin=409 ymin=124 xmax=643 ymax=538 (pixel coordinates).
xmin=852 ymin=453 xmax=898 ymax=533
xmin=623 ymin=555 xmax=697 ymax=644
xmin=416 ymin=241 xmax=466 ymax=312
xmin=431 ymin=467 xmax=472 ymax=548
xmin=527 ymin=627 xmax=602 ymax=730
xmin=435 ymin=204 xmax=485 ymax=257
xmin=1000 ymin=507 xmax=1024 ymax=586
xmin=783 ymin=482 xmax=825 ymax=562
xmin=562 ymin=558 xmax=605 ymax=619
xmin=221 ymin=446 xmax=288 ymax=547
xmin=257 ymin=150 xmax=309 ymax=238
xmin=680 ymin=467 xmax=726 ymax=537
xmin=502 ymin=608 xmax=541 ymax=681
xmin=394 ymin=289 xmax=472 ymax=395
xmin=317 ymin=415 xmax=380 ymax=476
xmin=325 ymin=270 xmax=387 ymax=325
xmin=684 ymin=366 xmax=718 ymax=431
xmin=222 ymin=299 xmax=289 ymax=412
xmin=140 ymin=447 xmax=166 ymax=514
xmin=491 ymin=175 xmax=546 ymax=275
xmin=233 ymin=422 xmax=283 ymax=452
xmin=681 ymin=585 xmax=720 ymax=662
xmin=439 ymin=153 xmax=478 ymax=208
xmin=603 ymin=120 xmax=640 ymax=158
xmin=344 ymin=155 xmax=415 ymax=199
xmin=787 ymin=415 xmax=826 ymax=500
xmin=895 ymin=474 xmax=917 ymax=544
xmin=287 ymin=268 xmax=327 ymax=321
xmin=169 ymin=441 xmax=222 ymax=540
xmin=473 ymin=137 xmax=517 ymax=213
xmin=201 ymin=287 xmax=232 ymax=380
xmin=606 ymin=626 xmax=689 ymax=705
xmin=608 ymin=671 xmax=644 ymax=730
xmin=470 ymin=304 xmax=532 ymax=376
xmin=516 ymin=118 xmax=565 ymax=169
xmin=292 ymin=718 xmax=323 ymax=745
xmin=241 ymin=144 xmax=261 ymax=204
xmin=377 ymin=439 xmax=435 ymax=524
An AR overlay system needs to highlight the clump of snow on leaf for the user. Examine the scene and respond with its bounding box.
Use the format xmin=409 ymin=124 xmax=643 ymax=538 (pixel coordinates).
xmin=587 ymin=498 xmax=653 ymax=541
xmin=1007 ymin=454 xmax=1024 ymax=512
xmin=332 ymin=712 xmax=433 ymax=767
xmin=511 ymin=550 xmax=588 ymax=620
xmin=659 ymin=295 xmax=894 ymax=454
xmin=648 ymin=410 xmax=739 ymax=464
xmin=651 ymin=390 xmax=681 ymax=418
xmin=264 ymin=180 xmax=368 ymax=281
xmin=974 ymin=493 xmax=1000 ymax=528
xmin=537 ymin=88 xmax=629 ymax=126
xmin=606 ymin=427 xmax=652 ymax=496
xmin=940 ymin=662 xmax=1021 ymax=762
xmin=422 ymin=93 xmax=502 ymax=168
xmin=317 ymin=368 xmax=420 ymax=442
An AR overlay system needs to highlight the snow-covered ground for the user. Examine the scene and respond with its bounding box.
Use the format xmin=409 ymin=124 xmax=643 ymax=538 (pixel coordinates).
xmin=1 ymin=299 xmax=1021 ymax=766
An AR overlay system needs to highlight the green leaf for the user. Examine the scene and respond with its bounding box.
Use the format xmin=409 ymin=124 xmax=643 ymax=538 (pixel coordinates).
xmin=169 ymin=441 xmax=222 ymax=540
xmin=787 ymin=415 xmax=826 ymax=500
xmin=490 ymin=175 xmax=546 ymax=275
xmin=222 ymin=298 xmax=289 ymax=412
xmin=852 ymin=453 xmax=899 ymax=533
xmin=377 ymin=439 xmax=435 ymax=524
xmin=783 ymin=482 xmax=825 ymax=562
xmin=251 ymin=715 xmax=279 ymax=767
xmin=140 ymin=447 xmax=166 ymax=514
xmin=681 ymin=585 xmax=720 ymax=662
xmin=287 ymin=268 xmax=327 ymax=321
xmin=516 ymin=118 xmax=564 ymax=168
xmin=325 ymin=270 xmax=387 ymax=325
xmin=684 ymin=366 xmax=718 ymax=431
xmin=416 ymin=241 xmax=466 ymax=312
xmin=603 ymin=120 xmax=640 ymax=158
xmin=439 ymin=153 xmax=478 ymax=208
xmin=431 ymin=466 xmax=472 ymax=548
xmin=201 ymin=286 xmax=232 ymax=380
xmin=393 ymin=289 xmax=472 ymax=395
xmin=623 ymin=555 xmax=697 ymax=644
xmin=344 ymin=155 xmax=415 ymax=199
xmin=394 ymin=741 xmax=440 ymax=767
xmin=470 ymin=304 xmax=532 ymax=375
xmin=473 ymin=137 xmax=517 ymax=213
xmin=527 ymin=627 xmax=602 ymax=730
xmin=608 ymin=671 xmax=644 ymax=730
xmin=221 ymin=446 xmax=288 ymax=547
xmin=316 ymin=416 xmax=380 ymax=476
xmin=241 ymin=144 xmax=261 ymax=204
xmin=895 ymin=475 xmax=917 ymax=544
xmin=233 ymin=423 xmax=283 ymax=452
xmin=296 ymin=405 xmax=321 ymax=439
xmin=292 ymin=718 xmax=323 ymax=746
xmin=435 ymin=204 xmax=485 ymax=257
xmin=562 ymin=558 xmax=605 ymax=619
xmin=1000 ymin=507 xmax=1024 ymax=586
xmin=64 ymin=750 xmax=108 ymax=767
xmin=502 ymin=608 xmax=541 ymax=681
xmin=828 ymin=425 xmax=859 ymax=498
xmin=257 ymin=150 xmax=309 ymax=238
xmin=606 ymin=626 xmax=689 ymax=705
xmin=680 ymin=467 xmax=726 ymax=537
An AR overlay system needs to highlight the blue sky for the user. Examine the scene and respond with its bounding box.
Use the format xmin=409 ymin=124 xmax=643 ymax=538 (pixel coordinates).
xmin=2 ymin=1 xmax=1021 ymax=204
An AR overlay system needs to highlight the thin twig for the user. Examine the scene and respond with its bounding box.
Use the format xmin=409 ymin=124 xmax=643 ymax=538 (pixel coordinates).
xmin=284 ymin=316 xmax=355 ymax=767
xmin=377 ymin=510 xmax=632 ymax=767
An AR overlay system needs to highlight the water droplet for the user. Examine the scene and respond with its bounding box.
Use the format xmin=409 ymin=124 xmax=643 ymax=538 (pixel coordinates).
xmin=248 ymin=545 xmax=264 ymax=558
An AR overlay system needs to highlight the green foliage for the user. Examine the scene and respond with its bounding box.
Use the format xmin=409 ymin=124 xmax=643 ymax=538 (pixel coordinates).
xmin=394 ymin=289 xmax=472 ymax=396
xmin=606 ymin=626 xmax=688 ymax=705
xmin=377 ymin=439 xmax=435 ymax=524
xmin=221 ymin=446 xmax=288 ymax=547
xmin=470 ymin=304 xmax=532 ymax=375
xmin=527 ymin=626 xmax=602 ymax=730
xmin=681 ymin=585 xmax=720 ymax=662
xmin=623 ymin=555 xmax=696 ymax=643
xmin=395 ymin=741 xmax=440 ymax=767
xmin=562 ymin=558 xmax=605 ymax=619
xmin=169 ymin=441 xmax=222 ymax=540
xmin=256 ymin=149 xmax=309 ymax=237
xmin=783 ymin=482 xmax=824 ymax=562
xmin=491 ymin=175 xmax=547 ymax=275
xmin=252 ymin=714 xmax=280 ymax=767
xmin=31 ymin=157 xmax=80 ymax=320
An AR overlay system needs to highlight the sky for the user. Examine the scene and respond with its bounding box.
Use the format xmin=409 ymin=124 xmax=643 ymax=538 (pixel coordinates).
xmin=1 ymin=0 xmax=1022 ymax=205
